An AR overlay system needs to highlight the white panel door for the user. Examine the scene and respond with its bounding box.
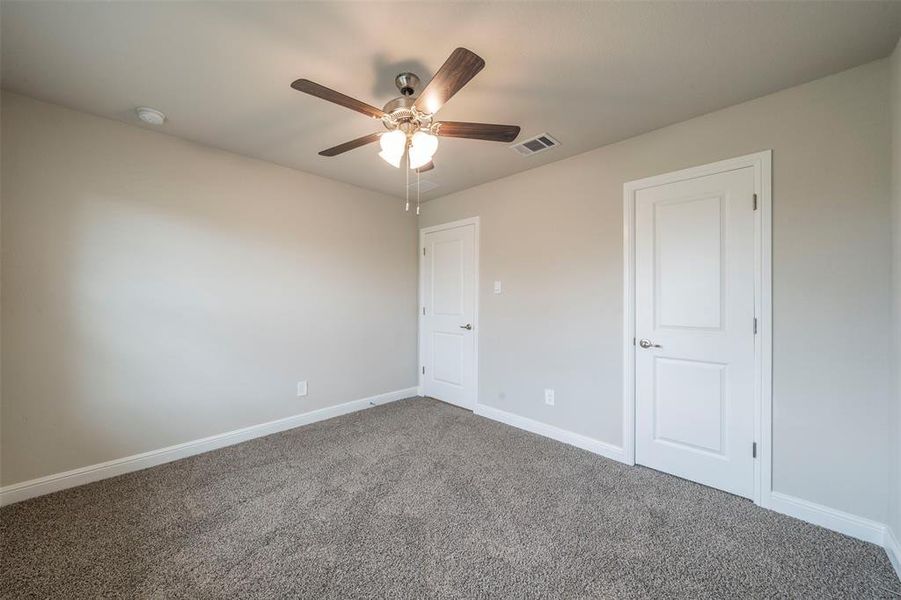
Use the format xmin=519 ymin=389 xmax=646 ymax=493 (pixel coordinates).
xmin=635 ymin=167 xmax=756 ymax=499
xmin=422 ymin=224 xmax=476 ymax=408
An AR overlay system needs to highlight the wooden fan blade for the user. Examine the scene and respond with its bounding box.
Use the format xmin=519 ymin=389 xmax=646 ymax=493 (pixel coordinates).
xmin=415 ymin=160 xmax=435 ymax=173
xmin=414 ymin=48 xmax=485 ymax=115
xmin=291 ymin=79 xmax=386 ymax=119
xmin=435 ymin=121 xmax=520 ymax=143
xmin=319 ymin=132 xmax=382 ymax=157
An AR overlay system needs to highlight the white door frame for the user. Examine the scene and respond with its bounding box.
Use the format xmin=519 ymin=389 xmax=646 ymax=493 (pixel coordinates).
xmin=622 ymin=150 xmax=772 ymax=507
xmin=418 ymin=216 xmax=480 ymax=409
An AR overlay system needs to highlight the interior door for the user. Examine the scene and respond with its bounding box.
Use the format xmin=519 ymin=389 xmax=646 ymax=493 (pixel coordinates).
xmin=634 ymin=166 xmax=756 ymax=499
xmin=421 ymin=223 xmax=476 ymax=409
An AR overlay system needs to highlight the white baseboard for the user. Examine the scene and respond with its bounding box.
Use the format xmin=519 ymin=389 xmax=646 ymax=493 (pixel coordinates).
xmin=473 ymin=404 xmax=898 ymax=580
xmin=4 ymin=390 xmax=899 ymax=584
xmin=0 ymin=387 xmax=418 ymax=507
xmin=473 ymin=403 xmax=627 ymax=464
xmin=885 ymin=525 xmax=901 ymax=582
xmin=767 ymin=491 xmax=887 ymax=546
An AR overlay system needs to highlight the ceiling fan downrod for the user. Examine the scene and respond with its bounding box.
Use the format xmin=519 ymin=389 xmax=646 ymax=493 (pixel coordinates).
xmin=394 ymin=72 xmax=420 ymax=97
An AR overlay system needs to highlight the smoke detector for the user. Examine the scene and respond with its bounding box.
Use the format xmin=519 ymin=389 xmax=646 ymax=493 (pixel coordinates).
xmin=136 ymin=107 xmax=166 ymax=125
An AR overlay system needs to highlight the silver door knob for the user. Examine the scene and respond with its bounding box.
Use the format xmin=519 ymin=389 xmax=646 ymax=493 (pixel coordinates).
xmin=460 ymin=323 xmax=472 ymax=330
xmin=638 ymin=339 xmax=661 ymax=348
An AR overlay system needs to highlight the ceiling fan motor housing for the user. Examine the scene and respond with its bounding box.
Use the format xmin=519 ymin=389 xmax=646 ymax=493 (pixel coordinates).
xmin=383 ymin=73 xmax=422 ymax=123
xmin=382 ymin=95 xmax=415 ymax=116
xmin=383 ymin=73 xmax=434 ymax=134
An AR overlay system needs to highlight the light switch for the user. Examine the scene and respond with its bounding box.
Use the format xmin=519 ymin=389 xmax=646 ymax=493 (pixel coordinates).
xmin=494 ymin=280 xmax=502 ymax=294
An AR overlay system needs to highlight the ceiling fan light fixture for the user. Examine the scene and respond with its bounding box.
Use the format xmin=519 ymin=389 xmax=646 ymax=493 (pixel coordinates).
xmin=378 ymin=149 xmax=403 ymax=168
xmin=411 ymin=131 xmax=438 ymax=158
xmin=380 ymin=130 xmax=406 ymax=155
xmin=408 ymin=131 xmax=438 ymax=169
xmin=378 ymin=130 xmax=407 ymax=167
xmin=408 ymin=147 xmax=432 ymax=170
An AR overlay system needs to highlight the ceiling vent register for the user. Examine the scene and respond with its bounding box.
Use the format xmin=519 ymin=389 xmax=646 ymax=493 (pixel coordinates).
xmin=406 ymin=179 xmax=440 ymax=194
xmin=510 ymin=133 xmax=559 ymax=156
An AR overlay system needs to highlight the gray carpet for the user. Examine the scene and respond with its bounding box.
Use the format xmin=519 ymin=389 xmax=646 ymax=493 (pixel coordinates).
xmin=1 ymin=397 xmax=898 ymax=599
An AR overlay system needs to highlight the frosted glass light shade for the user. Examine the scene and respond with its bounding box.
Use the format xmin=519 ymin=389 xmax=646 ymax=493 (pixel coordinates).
xmin=378 ymin=150 xmax=403 ymax=168
xmin=380 ymin=130 xmax=406 ymax=155
xmin=411 ymin=131 xmax=438 ymax=158
xmin=408 ymin=147 xmax=431 ymax=169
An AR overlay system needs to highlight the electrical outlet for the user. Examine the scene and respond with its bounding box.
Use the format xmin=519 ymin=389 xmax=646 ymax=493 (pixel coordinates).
xmin=494 ymin=280 xmax=502 ymax=294
xmin=544 ymin=389 xmax=555 ymax=406
xmin=297 ymin=380 xmax=308 ymax=397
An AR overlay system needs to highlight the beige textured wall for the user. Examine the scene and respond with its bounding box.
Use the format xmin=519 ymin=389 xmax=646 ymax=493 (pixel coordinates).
xmin=420 ymin=60 xmax=893 ymax=522
xmin=890 ymin=38 xmax=901 ymax=541
xmin=0 ymin=92 xmax=418 ymax=486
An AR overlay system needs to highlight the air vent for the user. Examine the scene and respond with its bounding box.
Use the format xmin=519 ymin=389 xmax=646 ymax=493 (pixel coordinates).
xmin=406 ymin=179 xmax=439 ymax=194
xmin=510 ymin=133 xmax=559 ymax=156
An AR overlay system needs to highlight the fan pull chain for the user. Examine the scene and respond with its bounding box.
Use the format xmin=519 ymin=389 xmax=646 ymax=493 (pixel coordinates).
xmin=405 ymin=156 xmax=410 ymax=212
xmin=416 ymin=169 xmax=421 ymax=215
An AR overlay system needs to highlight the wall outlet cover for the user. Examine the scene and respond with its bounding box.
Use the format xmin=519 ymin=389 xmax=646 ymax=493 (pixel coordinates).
xmin=544 ymin=389 xmax=555 ymax=406
xmin=297 ymin=380 xmax=308 ymax=397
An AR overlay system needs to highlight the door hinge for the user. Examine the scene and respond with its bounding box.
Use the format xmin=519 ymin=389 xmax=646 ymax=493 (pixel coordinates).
xmin=423 ymin=247 xmax=426 ymax=256
xmin=752 ymin=442 xmax=757 ymax=458
xmin=422 ymin=307 xmax=426 ymax=315
xmin=753 ymin=193 xmax=758 ymax=211
xmin=753 ymin=317 xmax=758 ymax=334
xmin=422 ymin=366 xmax=425 ymax=375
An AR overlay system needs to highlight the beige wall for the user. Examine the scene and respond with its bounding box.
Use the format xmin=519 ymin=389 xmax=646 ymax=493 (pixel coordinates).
xmin=0 ymin=92 xmax=418 ymax=486
xmin=890 ymin=39 xmax=901 ymax=541
xmin=420 ymin=60 xmax=893 ymax=522
xmin=2 ymin=56 xmax=896 ymax=528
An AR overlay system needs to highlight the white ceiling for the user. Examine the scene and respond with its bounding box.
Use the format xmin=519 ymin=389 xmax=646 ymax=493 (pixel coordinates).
xmin=3 ymin=1 xmax=900 ymax=200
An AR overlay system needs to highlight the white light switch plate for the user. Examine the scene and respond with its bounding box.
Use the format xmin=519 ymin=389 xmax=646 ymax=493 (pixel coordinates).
xmin=297 ymin=381 xmax=308 ymax=397
xmin=494 ymin=280 xmax=502 ymax=294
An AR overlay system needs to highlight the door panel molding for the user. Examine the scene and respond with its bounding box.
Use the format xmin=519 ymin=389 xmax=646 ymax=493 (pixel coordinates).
xmin=419 ymin=217 xmax=480 ymax=409
xmin=623 ymin=150 xmax=772 ymax=507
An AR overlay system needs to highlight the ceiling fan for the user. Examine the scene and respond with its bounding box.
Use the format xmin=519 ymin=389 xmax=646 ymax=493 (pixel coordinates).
xmin=290 ymin=47 xmax=521 ymax=175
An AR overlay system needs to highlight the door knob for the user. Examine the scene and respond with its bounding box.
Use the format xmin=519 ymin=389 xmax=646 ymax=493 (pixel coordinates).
xmin=638 ymin=339 xmax=661 ymax=349
xmin=460 ymin=323 xmax=472 ymax=330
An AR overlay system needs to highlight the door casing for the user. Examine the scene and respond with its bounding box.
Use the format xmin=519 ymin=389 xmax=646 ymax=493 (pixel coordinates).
xmin=623 ymin=151 xmax=772 ymax=507
xmin=418 ymin=217 xmax=480 ymax=409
